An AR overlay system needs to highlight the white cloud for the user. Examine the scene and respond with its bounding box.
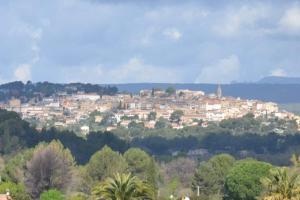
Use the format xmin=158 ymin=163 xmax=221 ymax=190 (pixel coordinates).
xmin=62 ymin=58 xmax=182 ymax=83
xmin=279 ymin=5 xmax=300 ymax=34
xmin=14 ymin=64 xmax=32 ymax=82
xmin=139 ymin=27 xmax=157 ymax=46
xmin=10 ymin=25 xmax=43 ymax=82
xmin=270 ymin=68 xmax=287 ymax=77
xmin=214 ymin=5 xmax=268 ymax=37
xmin=145 ymin=6 xmax=208 ymax=24
xmin=195 ymin=55 xmax=240 ymax=84
xmin=0 ymin=74 xmax=7 ymax=84
xmin=29 ymin=28 xmax=43 ymax=64
xmin=163 ymin=28 xmax=182 ymax=41
xmin=109 ymin=57 xmax=181 ymax=82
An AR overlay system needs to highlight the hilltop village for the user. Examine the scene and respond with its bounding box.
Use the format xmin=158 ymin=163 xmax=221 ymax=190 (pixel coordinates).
xmin=1 ymin=86 xmax=299 ymax=134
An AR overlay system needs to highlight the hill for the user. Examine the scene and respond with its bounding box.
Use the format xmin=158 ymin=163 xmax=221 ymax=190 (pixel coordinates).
xmin=113 ymin=83 xmax=300 ymax=104
xmin=0 ymin=81 xmax=118 ymax=102
xmin=1 ymin=81 xmax=300 ymax=104
xmin=258 ymin=76 xmax=300 ymax=84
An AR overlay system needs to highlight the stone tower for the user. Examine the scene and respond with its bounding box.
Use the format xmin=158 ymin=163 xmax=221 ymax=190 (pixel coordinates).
xmin=216 ymin=84 xmax=222 ymax=98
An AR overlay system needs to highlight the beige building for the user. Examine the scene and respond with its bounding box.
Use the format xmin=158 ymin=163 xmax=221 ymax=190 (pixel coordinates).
xmin=8 ymin=98 xmax=21 ymax=113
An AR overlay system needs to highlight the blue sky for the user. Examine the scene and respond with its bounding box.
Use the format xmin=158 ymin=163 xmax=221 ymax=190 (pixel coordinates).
xmin=0 ymin=0 xmax=300 ymax=84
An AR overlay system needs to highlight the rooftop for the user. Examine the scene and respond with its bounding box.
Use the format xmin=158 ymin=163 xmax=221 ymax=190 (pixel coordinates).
xmin=0 ymin=194 xmax=11 ymax=200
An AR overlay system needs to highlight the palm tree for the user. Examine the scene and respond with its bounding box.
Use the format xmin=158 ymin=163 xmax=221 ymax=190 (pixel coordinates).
xmin=291 ymin=154 xmax=300 ymax=167
xmin=261 ymin=167 xmax=300 ymax=200
xmin=92 ymin=173 xmax=155 ymax=200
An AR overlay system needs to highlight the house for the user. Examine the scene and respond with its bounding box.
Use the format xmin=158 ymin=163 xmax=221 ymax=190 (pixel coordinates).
xmin=106 ymin=126 xmax=117 ymax=131
xmin=94 ymin=115 xmax=103 ymax=123
xmin=144 ymin=120 xmax=156 ymax=129
xmin=120 ymin=120 xmax=131 ymax=128
xmin=0 ymin=195 xmax=11 ymax=200
xmin=80 ymin=125 xmax=90 ymax=135
xmin=7 ymin=98 xmax=21 ymax=113
xmin=73 ymin=93 xmax=100 ymax=101
xmin=0 ymin=190 xmax=12 ymax=200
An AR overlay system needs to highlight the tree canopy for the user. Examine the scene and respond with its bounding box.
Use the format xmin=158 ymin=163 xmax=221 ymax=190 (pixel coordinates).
xmin=92 ymin=173 xmax=155 ymax=200
xmin=40 ymin=189 xmax=65 ymax=200
xmin=224 ymin=159 xmax=273 ymax=200
xmin=193 ymin=154 xmax=235 ymax=197
xmin=25 ymin=141 xmax=75 ymax=199
xmin=85 ymin=146 xmax=128 ymax=184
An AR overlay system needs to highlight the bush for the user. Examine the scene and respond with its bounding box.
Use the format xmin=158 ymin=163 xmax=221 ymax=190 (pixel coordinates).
xmin=40 ymin=189 xmax=64 ymax=200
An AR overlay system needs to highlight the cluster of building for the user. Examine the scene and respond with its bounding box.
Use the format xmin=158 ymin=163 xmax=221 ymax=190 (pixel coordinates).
xmin=1 ymin=86 xmax=300 ymax=133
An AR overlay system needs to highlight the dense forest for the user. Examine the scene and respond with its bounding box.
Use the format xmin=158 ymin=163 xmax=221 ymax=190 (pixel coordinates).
xmin=1 ymin=109 xmax=300 ymax=165
xmin=2 ymin=109 xmax=300 ymax=199
xmin=0 ymin=81 xmax=118 ymax=102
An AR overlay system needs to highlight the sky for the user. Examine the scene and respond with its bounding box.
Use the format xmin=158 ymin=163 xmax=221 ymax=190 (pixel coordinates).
xmin=0 ymin=0 xmax=300 ymax=84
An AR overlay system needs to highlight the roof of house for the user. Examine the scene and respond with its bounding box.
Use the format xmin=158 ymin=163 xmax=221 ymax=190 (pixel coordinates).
xmin=0 ymin=194 xmax=11 ymax=200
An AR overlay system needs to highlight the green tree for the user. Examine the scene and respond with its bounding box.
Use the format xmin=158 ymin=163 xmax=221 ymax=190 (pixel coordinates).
xmin=145 ymin=157 xmax=158 ymax=191
xmin=192 ymin=154 xmax=235 ymax=198
xmin=147 ymin=112 xmax=157 ymax=121
xmin=151 ymin=88 xmax=155 ymax=97
xmin=85 ymin=146 xmax=128 ymax=186
xmin=0 ymin=156 xmax=4 ymax=173
xmin=124 ymin=149 xmax=158 ymax=190
xmin=124 ymin=148 xmax=152 ymax=179
xmin=67 ymin=194 xmax=88 ymax=200
xmin=224 ymin=159 xmax=272 ymax=200
xmin=2 ymin=148 xmax=33 ymax=184
xmin=165 ymin=158 xmax=197 ymax=188
xmin=167 ymin=177 xmax=180 ymax=198
xmin=92 ymin=173 xmax=155 ymax=200
xmin=25 ymin=141 xmax=75 ymax=199
xmin=0 ymin=181 xmax=31 ymax=200
xmin=40 ymin=189 xmax=64 ymax=200
xmin=165 ymin=87 xmax=176 ymax=96
xmin=261 ymin=167 xmax=300 ymax=200
xmin=154 ymin=117 xmax=169 ymax=129
xmin=291 ymin=154 xmax=300 ymax=167
xmin=128 ymin=121 xmax=145 ymax=137
xmin=219 ymin=113 xmax=260 ymax=134
xmin=100 ymin=113 xmax=116 ymax=126
xmin=160 ymin=158 xmax=196 ymax=199
xmin=170 ymin=110 xmax=184 ymax=124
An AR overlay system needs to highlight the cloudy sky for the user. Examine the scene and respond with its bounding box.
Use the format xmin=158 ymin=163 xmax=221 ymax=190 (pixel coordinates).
xmin=0 ymin=0 xmax=300 ymax=84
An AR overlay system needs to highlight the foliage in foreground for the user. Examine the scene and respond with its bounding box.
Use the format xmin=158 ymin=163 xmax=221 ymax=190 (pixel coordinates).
xmin=92 ymin=173 xmax=155 ymax=200
xmin=40 ymin=189 xmax=65 ymax=200
xmin=0 ymin=181 xmax=31 ymax=200
xmin=224 ymin=159 xmax=273 ymax=200
xmin=261 ymin=167 xmax=300 ymax=200
xmin=25 ymin=141 xmax=75 ymax=199
xmin=193 ymin=154 xmax=235 ymax=198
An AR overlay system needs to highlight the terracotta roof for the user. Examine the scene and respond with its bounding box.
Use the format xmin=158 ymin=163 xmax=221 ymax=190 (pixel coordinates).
xmin=0 ymin=194 xmax=11 ymax=200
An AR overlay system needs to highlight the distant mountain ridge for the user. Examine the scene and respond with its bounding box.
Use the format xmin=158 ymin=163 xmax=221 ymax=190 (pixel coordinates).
xmin=258 ymin=76 xmax=300 ymax=84
xmin=112 ymin=83 xmax=300 ymax=104
xmin=1 ymin=81 xmax=300 ymax=104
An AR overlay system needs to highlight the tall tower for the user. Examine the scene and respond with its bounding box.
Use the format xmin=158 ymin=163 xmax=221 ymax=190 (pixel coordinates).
xmin=216 ymin=84 xmax=222 ymax=98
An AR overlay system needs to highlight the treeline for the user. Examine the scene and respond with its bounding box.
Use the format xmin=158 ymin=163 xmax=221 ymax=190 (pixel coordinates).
xmin=0 ymin=110 xmax=128 ymax=164
xmin=2 ymin=110 xmax=300 ymax=199
xmin=0 ymin=81 xmax=118 ymax=102
xmin=0 ymin=141 xmax=158 ymax=200
xmin=1 ymin=109 xmax=300 ymax=165
xmin=1 ymin=142 xmax=300 ymax=200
